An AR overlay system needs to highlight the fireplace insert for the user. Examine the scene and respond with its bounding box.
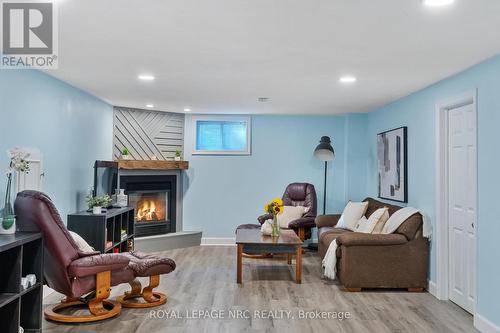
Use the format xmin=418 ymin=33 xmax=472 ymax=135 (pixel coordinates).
xmin=120 ymin=175 xmax=176 ymax=237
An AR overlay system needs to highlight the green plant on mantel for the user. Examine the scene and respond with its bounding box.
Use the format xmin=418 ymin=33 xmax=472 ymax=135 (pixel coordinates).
xmin=175 ymin=149 xmax=182 ymax=157
xmin=121 ymin=147 xmax=130 ymax=156
xmin=86 ymin=194 xmax=112 ymax=209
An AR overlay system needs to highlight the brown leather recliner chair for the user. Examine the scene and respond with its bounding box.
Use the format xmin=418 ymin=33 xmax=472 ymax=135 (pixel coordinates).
xmin=243 ymin=183 xmax=317 ymax=241
xmin=260 ymin=183 xmax=317 ymax=240
xmin=15 ymin=190 xmax=176 ymax=323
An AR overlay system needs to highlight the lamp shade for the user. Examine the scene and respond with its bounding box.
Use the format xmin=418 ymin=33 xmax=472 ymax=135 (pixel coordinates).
xmin=314 ymin=136 xmax=334 ymax=161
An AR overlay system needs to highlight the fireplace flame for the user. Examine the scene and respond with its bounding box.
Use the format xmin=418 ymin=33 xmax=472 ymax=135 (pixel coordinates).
xmin=136 ymin=199 xmax=165 ymax=221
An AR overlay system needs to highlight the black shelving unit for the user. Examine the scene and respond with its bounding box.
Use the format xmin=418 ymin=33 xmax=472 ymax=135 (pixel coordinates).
xmin=67 ymin=207 xmax=135 ymax=253
xmin=0 ymin=232 xmax=43 ymax=333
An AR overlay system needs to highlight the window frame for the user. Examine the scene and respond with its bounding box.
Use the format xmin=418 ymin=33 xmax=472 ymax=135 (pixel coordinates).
xmin=192 ymin=115 xmax=252 ymax=155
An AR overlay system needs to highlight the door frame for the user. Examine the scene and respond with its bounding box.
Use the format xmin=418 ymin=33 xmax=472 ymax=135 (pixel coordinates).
xmin=435 ymin=90 xmax=478 ymax=313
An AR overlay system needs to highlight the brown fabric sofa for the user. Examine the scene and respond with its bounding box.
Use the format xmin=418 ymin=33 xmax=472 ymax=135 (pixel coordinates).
xmin=316 ymin=198 xmax=429 ymax=291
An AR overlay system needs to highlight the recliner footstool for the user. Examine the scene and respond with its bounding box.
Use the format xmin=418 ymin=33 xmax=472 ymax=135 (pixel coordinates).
xmin=117 ymin=251 xmax=176 ymax=308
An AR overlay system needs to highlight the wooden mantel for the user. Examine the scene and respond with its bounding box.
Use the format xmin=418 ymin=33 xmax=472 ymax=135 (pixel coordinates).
xmin=117 ymin=160 xmax=189 ymax=170
xmin=97 ymin=160 xmax=189 ymax=170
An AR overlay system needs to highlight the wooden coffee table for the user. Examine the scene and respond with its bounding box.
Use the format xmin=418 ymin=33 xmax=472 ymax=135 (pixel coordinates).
xmin=235 ymin=229 xmax=303 ymax=284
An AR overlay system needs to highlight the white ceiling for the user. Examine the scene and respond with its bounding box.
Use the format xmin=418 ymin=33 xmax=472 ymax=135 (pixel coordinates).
xmin=47 ymin=0 xmax=500 ymax=114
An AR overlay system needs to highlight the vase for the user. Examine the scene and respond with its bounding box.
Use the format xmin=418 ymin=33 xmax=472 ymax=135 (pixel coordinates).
xmin=1 ymin=174 xmax=16 ymax=234
xmin=116 ymin=189 xmax=128 ymax=208
xmin=92 ymin=206 xmax=102 ymax=214
xmin=271 ymin=214 xmax=280 ymax=238
xmin=174 ymin=156 xmax=181 ymax=161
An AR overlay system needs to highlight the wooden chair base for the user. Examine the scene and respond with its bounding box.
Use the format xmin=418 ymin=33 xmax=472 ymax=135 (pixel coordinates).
xmin=117 ymin=276 xmax=167 ymax=308
xmin=45 ymin=271 xmax=120 ymax=323
xmin=44 ymin=299 xmax=121 ymax=323
xmin=117 ymin=292 xmax=167 ymax=308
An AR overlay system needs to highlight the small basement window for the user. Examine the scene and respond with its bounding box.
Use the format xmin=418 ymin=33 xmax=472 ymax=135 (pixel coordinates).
xmin=193 ymin=116 xmax=251 ymax=155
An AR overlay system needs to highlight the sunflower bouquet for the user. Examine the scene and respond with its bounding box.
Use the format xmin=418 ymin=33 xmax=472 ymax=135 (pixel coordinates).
xmin=264 ymin=198 xmax=284 ymax=237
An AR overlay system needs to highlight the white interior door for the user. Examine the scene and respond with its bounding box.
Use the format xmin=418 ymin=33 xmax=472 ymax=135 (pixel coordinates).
xmin=447 ymin=103 xmax=476 ymax=313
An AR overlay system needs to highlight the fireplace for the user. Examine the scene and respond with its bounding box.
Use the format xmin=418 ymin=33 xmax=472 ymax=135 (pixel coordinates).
xmin=120 ymin=175 xmax=176 ymax=237
xmin=130 ymin=191 xmax=168 ymax=222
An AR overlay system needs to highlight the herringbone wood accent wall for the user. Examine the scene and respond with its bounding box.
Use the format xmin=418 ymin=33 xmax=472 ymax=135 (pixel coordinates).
xmin=113 ymin=107 xmax=185 ymax=160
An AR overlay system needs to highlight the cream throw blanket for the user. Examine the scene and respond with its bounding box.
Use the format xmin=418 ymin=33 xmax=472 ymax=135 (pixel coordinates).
xmin=322 ymin=240 xmax=339 ymax=279
xmin=322 ymin=207 xmax=432 ymax=280
xmin=381 ymin=207 xmax=432 ymax=239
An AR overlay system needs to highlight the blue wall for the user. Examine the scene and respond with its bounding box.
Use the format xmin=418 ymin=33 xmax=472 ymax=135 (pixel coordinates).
xmin=366 ymin=55 xmax=500 ymax=327
xmin=0 ymin=70 xmax=113 ymax=219
xmin=182 ymin=114 xmax=369 ymax=239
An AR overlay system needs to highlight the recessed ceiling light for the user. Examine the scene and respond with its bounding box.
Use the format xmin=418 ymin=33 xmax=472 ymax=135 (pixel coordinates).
xmin=183 ymin=108 xmax=191 ymax=112
xmin=146 ymin=104 xmax=154 ymax=108
xmin=423 ymin=0 xmax=454 ymax=7
xmin=339 ymin=76 xmax=357 ymax=84
xmin=138 ymin=74 xmax=155 ymax=81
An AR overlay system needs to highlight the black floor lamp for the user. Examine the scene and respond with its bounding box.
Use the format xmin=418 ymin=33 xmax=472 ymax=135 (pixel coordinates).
xmin=314 ymin=136 xmax=335 ymax=215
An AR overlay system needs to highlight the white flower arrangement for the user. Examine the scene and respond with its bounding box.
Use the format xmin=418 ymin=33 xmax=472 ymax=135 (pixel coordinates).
xmin=2 ymin=148 xmax=31 ymax=223
xmin=7 ymin=148 xmax=30 ymax=174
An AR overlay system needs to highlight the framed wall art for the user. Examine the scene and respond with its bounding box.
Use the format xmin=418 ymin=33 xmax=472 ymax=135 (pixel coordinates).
xmin=377 ymin=126 xmax=408 ymax=203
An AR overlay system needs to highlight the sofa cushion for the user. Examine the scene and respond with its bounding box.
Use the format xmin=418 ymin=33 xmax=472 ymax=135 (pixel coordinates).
xmin=336 ymin=233 xmax=408 ymax=247
xmin=394 ymin=213 xmax=422 ymax=240
xmin=318 ymin=227 xmax=352 ymax=258
xmin=318 ymin=226 xmax=351 ymax=240
xmin=362 ymin=198 xmax=423 ymax=240
xmin=363 ymin=197 xmax=402 ymax=218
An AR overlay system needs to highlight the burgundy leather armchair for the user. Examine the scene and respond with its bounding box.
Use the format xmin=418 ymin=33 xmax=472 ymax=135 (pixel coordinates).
xmin=257 ymin=183 xmax=317 ymax=240
xmin=15 ymin=190 xmax=133 ymax=323
xmin=14 ymin=190 xmax=176 ymax=323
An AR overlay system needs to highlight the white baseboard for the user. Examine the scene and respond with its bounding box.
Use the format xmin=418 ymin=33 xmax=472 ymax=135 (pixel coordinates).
xmin=427 ymin=280 xmax=437 ymax=298
xmin=475 ymin=313 xmax=500 ymax=333
xmin=201 ymin=237 xmax=235 ymax=246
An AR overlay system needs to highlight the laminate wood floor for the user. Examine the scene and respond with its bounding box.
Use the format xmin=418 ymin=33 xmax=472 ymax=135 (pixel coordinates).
xmin=42 ymin=246 xmax=476 ymax=333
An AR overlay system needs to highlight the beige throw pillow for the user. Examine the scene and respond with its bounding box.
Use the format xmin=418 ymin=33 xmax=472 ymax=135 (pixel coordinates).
xmin=371 ymin=208 xmax=390 ymax=234
xmin=335 ymin=201 xmax=369 ymax=231
xmin=353 ymin=216 xmax=374 ymax=233
xmin=276 ymin=206 xmax=309 ymax=228
xmin=69 ymin=230 xmax=95 ymax=253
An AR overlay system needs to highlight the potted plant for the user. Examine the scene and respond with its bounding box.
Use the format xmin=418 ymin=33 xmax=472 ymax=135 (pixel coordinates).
xmin=121 ymin=147 xmax=132 ymax=160
xmin=86 ymin=194 xmax=112 ymax=214
xmin=1 ymin=148 xmax=30 ymax=234
xmin=174 ymin=149 xmax=182 ymax=161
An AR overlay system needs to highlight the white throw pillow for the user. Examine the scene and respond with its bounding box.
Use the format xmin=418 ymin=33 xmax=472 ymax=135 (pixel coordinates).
xmin=275 ymin=205 xmax=309 ymax=228
xmin=371 ymin=208 xmax=390 ymax=234
xmin=68 ymin=230 xmax=95 ymax=253
xmin=354 ymin=216 xmax=375 ymax=233
xmin=354 ymin=207 xmax=388 ymax=234
xmin=335 ymin=201 xmax=369 ymax=231
xmin=261 ymin=220 xmax=273 ymax=235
